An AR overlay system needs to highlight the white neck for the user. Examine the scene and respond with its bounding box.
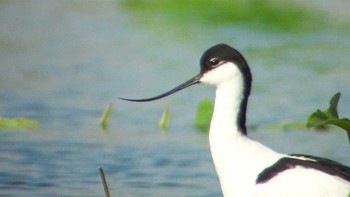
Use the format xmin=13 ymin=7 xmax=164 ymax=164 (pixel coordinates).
xmin=210 ymin=77 xmax=244 ymax=139
xmin=208 ymin=75 xmax=282 ymax=197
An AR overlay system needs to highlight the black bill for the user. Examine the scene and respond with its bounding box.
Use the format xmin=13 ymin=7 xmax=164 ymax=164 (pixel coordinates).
xmin=119 ymin=74 xmax=201 ymax=102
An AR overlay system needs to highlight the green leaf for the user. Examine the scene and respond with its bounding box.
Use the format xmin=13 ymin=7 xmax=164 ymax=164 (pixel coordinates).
xmin=325 ymin=92 xmax=340 ymax=118
xmin=100 ymin=104 xmax=113 ymax=130
xmin=323 ymin=119 xmax=350 ymax=131
xmin=307 ymin=110 xmax=331 ymax=128
xmin=306 ymin=92 xmax=350 ymax=143
xmin=159 ymin=107 xmax=171 ymax=131
xmin=195 ymin=98 xmax=213 ymax=132
xmin=0 ymin=117 xmax=39 ymax=129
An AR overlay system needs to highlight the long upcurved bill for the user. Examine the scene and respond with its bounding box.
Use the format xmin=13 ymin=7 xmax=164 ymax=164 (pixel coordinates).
xmin=119 ymin=74 xmax=201 ymax=102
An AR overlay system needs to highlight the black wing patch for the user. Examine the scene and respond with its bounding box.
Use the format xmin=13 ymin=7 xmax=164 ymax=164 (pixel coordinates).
xmin=256 ymin=154 xmax=350 ymax=184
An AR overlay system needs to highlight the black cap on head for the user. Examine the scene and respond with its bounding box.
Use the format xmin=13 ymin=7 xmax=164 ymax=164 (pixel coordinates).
xmin=200 ymin=44 xmax=250 ymax=78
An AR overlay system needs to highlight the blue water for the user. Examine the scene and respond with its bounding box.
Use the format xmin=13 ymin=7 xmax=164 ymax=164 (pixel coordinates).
xmin=0 ymin=1 xmax=349 ymax=196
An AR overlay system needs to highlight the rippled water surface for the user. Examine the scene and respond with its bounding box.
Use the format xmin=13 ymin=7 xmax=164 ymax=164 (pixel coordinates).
xmin=1 ymin=1 xmax=349 ymax=196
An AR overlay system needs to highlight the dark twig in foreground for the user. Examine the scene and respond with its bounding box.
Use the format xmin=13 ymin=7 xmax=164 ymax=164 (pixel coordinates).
xmin=99 ymin=167 xmax=111 ymax=197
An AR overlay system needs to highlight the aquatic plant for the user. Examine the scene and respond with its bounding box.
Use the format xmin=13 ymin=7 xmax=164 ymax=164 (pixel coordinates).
xmin=159 ymin=106 xmax=171 ymax=131
xmin=307 ymin=92 xmax=350 ymax=143
xmin=195 ymin=98 xmax=213 ymax=132
xmin=100 ymin=104 xmax=113 ymax=130
xmin=0 ymin=117 xmax=39 ymax=129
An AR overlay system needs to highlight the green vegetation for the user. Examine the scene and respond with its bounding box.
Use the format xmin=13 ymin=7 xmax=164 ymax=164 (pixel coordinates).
xmin=100 ymin=104 xmax=113 ymax=130
xmin=307 ymin=92 xmax=350 ymax=143
xmin=264 ymin=121 xmax=307 ymax=131
xmin=159 ymin=106 xmax=171 ymax=131
xmin=195 ymin=98 xmax=213 ymax=132
xmin=0 ymin=117 xmax=39 ymax=129
xmin=120 ymin=0 xmax=326 ymax=33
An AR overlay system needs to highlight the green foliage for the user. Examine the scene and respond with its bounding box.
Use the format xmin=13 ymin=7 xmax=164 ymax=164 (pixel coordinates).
xmin=307 ymin=92 xmax=350 ymax=143
xmin=100 ymin=104 xmax=113 ymax=130
xmin=195 ymin=98 xmax=213 ymax=132
xmin=120 ymin=0 xmax=326 ymax=33
xmin=264 ymin=121 xmax=306 ymax=131
xmin=159 ymin=106 xmax=171 ymax=131
xmin=0 ymin=117 xmax=39 ymax=129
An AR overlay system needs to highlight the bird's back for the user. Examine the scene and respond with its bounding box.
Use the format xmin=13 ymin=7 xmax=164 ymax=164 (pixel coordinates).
xmin=255 ymin=154 xmax=350 ymax=197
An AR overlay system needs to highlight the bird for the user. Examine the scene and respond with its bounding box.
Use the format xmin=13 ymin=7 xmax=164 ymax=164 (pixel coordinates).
xmin=120 ymin=44 xmax=350 ymax=196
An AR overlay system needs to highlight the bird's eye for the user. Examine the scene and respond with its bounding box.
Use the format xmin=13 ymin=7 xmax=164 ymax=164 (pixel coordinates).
xmin=209 ymin=58 xmax=219 ymax=66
